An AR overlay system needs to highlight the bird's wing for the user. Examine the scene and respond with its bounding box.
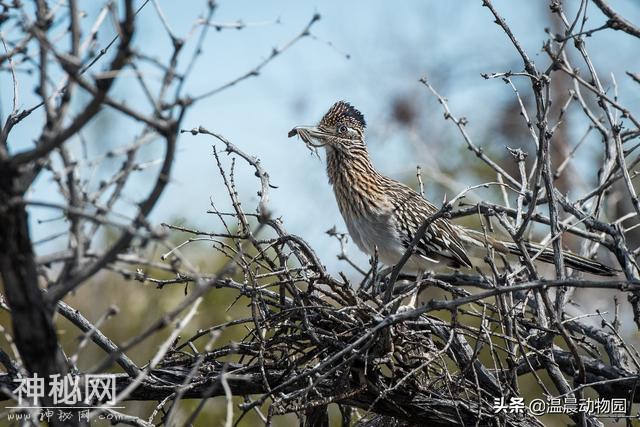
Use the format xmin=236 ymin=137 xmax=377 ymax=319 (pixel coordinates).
xmin=392 ymin=188 xmax=472 ymax=268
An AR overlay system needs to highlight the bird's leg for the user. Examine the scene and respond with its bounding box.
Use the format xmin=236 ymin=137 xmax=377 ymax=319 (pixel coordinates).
xmin=392 ymin=272 xmax=425 ymax=314
xmin=405 ymin=271 xmax=426 ymax=309
xmin=406 ymin=293 xmax=417 ymax=310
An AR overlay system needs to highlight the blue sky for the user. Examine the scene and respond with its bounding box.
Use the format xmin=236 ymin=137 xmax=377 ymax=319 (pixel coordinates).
xmin=2 ymin=0 xmax=639 ymax=277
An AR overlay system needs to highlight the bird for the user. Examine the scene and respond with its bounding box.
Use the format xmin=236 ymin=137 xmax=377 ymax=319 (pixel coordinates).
xmin=288 ymin=100 xmax=615 ymax=277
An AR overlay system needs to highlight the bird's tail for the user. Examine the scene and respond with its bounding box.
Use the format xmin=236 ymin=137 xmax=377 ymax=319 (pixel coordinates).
xmin=460 ymin=229 xmax=616 ymax=276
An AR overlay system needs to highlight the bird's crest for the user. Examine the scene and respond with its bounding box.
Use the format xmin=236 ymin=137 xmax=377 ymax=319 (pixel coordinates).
xmin=320 ymin=101 xmax=366 ymax=129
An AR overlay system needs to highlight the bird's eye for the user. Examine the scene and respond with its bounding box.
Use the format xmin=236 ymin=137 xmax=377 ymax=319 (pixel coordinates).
xmin=337 ymin=124 xmax=348 ymax=134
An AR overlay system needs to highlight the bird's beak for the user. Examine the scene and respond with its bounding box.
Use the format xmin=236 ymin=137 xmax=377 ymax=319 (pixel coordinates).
xmin=288 ymin=126 xmax=328 ymax=148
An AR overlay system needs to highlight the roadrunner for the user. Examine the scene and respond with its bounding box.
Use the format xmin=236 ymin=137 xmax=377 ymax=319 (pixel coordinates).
xmin=289 ymin=100 xmax=615 ymax=276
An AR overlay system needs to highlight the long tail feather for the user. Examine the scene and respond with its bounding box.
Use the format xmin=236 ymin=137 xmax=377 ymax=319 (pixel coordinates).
xmin=499 ymin=240 xmax=616 ymax=276
xmin=459 ymin=229 xmax=616 ymax=276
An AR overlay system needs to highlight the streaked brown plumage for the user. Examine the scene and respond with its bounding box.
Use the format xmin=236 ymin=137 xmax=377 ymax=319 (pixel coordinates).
xmin=289 ymin=101 xmax=615 ymax=276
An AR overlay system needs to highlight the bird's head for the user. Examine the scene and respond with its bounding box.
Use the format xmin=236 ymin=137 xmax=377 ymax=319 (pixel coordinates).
xmin=288 ymin=101 xmax=366 ymax=153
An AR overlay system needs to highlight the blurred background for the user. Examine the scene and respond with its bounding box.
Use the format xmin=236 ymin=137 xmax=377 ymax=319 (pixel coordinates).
xmin=1 ymin=0 xmax=639 ymax=425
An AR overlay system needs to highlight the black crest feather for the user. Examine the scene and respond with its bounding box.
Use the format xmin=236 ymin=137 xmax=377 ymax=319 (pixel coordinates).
xmin=321 ymin=101 xmax=366 ymax=129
